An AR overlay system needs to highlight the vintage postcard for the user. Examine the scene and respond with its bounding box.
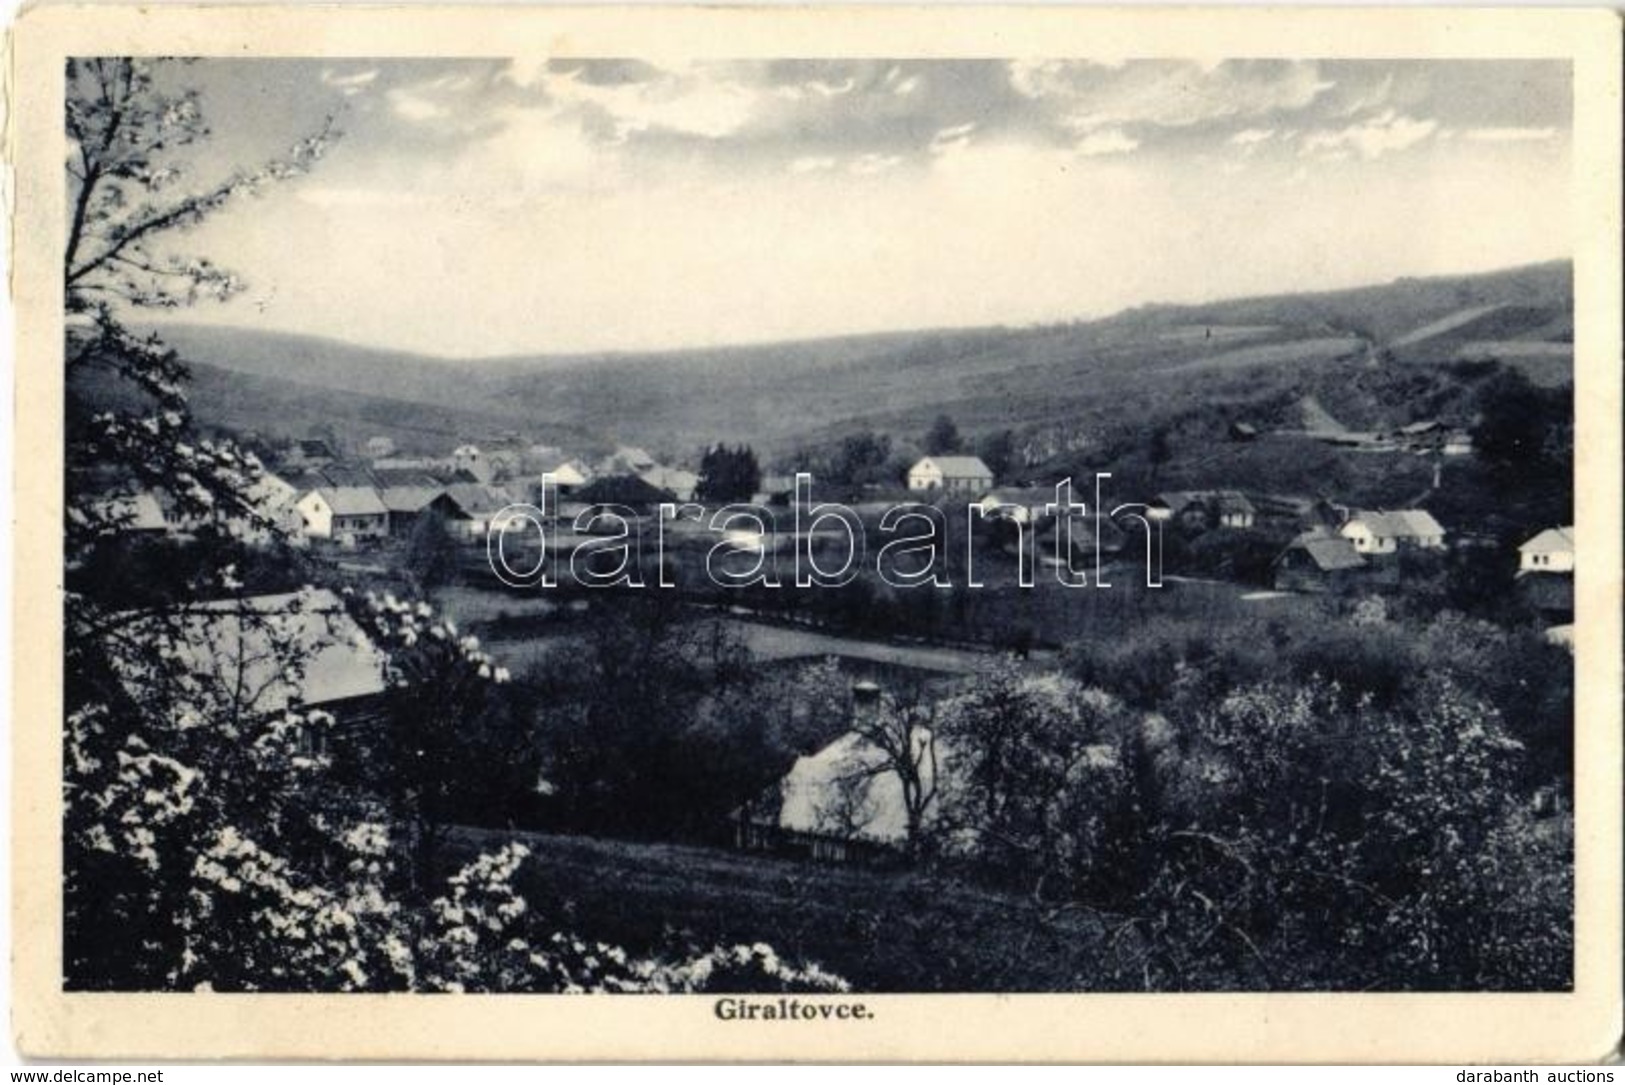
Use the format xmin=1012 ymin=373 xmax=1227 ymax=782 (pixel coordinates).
xmin=8 ymin=3 xmax=1622 ymax=1063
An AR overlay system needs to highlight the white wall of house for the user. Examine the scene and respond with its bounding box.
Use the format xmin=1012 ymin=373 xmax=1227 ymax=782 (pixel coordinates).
xmin=1340 ymin=522 xmax=1395 ymax=553
xmin=296 ymin=491 xmax=334 ymax=539
xmin=334 ymin=513 xmax=388 ymax=540
xmin=907 ymin=463 xmax=944 ymax=490
xmin=1520 ymin=531 xmax=1575 ymax=573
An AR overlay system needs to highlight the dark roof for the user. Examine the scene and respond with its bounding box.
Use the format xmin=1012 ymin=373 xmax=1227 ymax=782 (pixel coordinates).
xmin=1282 ymin=530 xmax=1366 ymax=571
xmin=372 ymin=467 xmax=448 ymax=489
xmin=443 ymin=482 xmax=514 ymax=516
xmin=574 ymin=474 xmax=675 ymax=507
xmin=379 ymin=485 xmax=445 ymax=514
xmin=319 ymin=486 xmax=389 ymax=517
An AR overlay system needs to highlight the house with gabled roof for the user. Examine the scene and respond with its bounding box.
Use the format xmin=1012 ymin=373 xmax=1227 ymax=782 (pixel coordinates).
xmin=1272 ymin=528 xmax=1399 ymax=593
xmin=908 ymin=455 xmax=994 ymax=494
xmin=1148 ymin=490 xmax=1256 ymax=531
xmin=641 ymin=465 xmax=699 ymax=503
xmin=442 ymin=482 xmax=518 ymax=539
xmin=1338 ymin=509 xmax=1446 ymax=554
xmin=86 ymin=489 xmax=171 ymax=537
xmin=1516 ymin=525 xmax=1575 ymax=622
xmin=108 ymin=588 xmax=391 ymax=757
xmin=1518 ymin=525 xmax=1574 ymax=573
xmin=296 ymin=486 xmax=389 ymax=543
xmin=379 ymin=484 xmax=453 ymax=537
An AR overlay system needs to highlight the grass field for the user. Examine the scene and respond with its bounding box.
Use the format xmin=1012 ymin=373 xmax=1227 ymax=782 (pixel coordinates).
xmin=445 ymin=825 xmax=1124 ymax=992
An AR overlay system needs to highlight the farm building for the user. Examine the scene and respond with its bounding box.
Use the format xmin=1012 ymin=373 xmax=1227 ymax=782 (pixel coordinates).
xmin=107 ymin=588 xmax=391 ymax=755
xmin=226 ymin=471 xmax=302 ymax=543
xmin=1273 ymin=530 xmax=1387 ymax=593
xmin=1148 ymin=490 xmax=1256 ymax=531
xmin=1212 ymin=491 xmax=1257 ymax=529
xmin=641 ymin=465 xmax=700 ymax=502
xmin=908 ymin=455 xmax=994 ymax=494
xmin=597 ymin=446 xmax=658 ymax=476
xmin=1338 ymin=509 xmax=1446 ymax=553
xmin=379 ymin=484 xmax=455 ymax=536
xmin=1516 ymin=526 xmax=1575 ymax=622
xmin=572 ymin=474 xmax=676 ymax=517
xmin=443 ymin=482 xmax=519 ymax=539
xmin=546 ymin=459 xmax=592 ymax=490
xmin=296 ymin=486 xmax=389 ymax=544
xmin=85 ymin=490 xmax=171 ymax=537
xmin=732 ymin=729 xmax=933 ymax=862
xmin=1518 ymin=525 xmax=1575 ymax=573
xmin=752 ymin=475 xmax=798 ymax=506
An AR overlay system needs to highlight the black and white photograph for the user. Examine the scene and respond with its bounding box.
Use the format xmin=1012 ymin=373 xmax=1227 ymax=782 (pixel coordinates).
xmin=10 ymin=3 xmax=1622 ymax=1064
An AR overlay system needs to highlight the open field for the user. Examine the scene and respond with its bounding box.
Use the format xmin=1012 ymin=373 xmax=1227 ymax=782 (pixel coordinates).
xmin=445 ymin=825 xmax=1121 ymax=993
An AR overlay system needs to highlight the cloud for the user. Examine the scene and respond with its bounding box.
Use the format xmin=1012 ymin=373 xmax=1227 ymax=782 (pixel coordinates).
xmin=320 ymin=67 xmax=379 ymax=96
xmin=1301 ymin=110 xmax=1437 ymax=160
xmin=883 ymin=66 xmax=922 ymax=96
xmin=776 ymin=77 xmax=857 ymax=102
xmin=1075 ymin=128 xmax=1139 ymax=156
xmin=547 ymin=64 xmax=762 ymax=141
xmin=850 ymin=153 xmax=904 ymax=176
xmin=388 ymin=87 xmax=451 ymax=122
xmin=1010 ymin=59 xmax=1334 ymax=133
xmin=1463 ymin=126 xmax=1558 ymax=143
xmin=1229 ymin=128 xmax=1276 ymax=146
xmin=930 ymin=122 xmax=977 ymax=155
xmin=789 ymin=155 xmax=838 ymax=174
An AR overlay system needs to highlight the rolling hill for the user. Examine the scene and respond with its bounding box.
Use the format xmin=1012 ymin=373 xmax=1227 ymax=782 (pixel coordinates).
xmin=141 ymin=259 xmax=1572 ymax=465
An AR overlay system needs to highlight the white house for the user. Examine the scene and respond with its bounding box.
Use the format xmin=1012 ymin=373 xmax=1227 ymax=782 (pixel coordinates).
xmin=1519 ymin=526 xmax=1574 ymax=573
xmin=296 ymin=486 xmax=389 ymax=543
xmin=908 ymin=455 xmax=994 ymax=494
xmin=87 ymin=490 xmax=171 ymax=536
xmin=226 ymin=470 xmax=302 ymax=543
xmin=1212 ymin=491 xmax=1256 ymax=529
xmin=1338 ymin=509 xmax=1446 ymax=553
xmin=597 ymin=445 xmax=657 ymax=477
xmin=641 ymin=465 xmax=699 ymax=502
xmin=547 ymin=460 xmax=591 ymax=490
xmin=108 ymin=589 xmax=391 ymax=752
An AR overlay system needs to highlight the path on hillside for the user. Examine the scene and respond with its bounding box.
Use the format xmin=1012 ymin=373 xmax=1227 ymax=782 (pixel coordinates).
xmin=1298 ymin=394 xmax=1351 ymax=435
xmin=1389 ymin=303 xmax=1507 ymax=348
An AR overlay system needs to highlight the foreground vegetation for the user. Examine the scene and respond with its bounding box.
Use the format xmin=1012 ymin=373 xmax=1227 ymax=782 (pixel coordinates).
xmin=62 ymin=58 xmax=1575 ymax=995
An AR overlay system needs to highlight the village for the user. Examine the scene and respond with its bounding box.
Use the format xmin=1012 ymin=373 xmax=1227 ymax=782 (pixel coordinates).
xmin=55 ymin=54 xmax=1583 ymax=998
xmin=80 ymin=404 xmax=1577 ymax=881
xmin=94 ymin=413 xmax=1573 ymax=615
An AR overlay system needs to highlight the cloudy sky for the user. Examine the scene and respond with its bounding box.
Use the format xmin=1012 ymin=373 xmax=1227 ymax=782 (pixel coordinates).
xmin=151 ymin=57 xmax=1570 ymax=356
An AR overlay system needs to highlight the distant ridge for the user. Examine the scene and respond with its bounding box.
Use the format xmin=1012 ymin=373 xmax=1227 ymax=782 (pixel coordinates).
xmin=143 ymin=259 xmax=1572 ymax=456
